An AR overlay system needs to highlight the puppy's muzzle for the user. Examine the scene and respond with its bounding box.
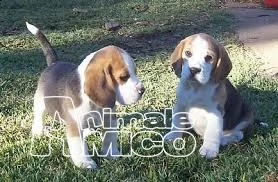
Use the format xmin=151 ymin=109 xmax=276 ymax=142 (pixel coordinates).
xmin=136 ymin=83 xmax=145 ymax=95
xmin=189 ymin=67 xmax=201 ymax=76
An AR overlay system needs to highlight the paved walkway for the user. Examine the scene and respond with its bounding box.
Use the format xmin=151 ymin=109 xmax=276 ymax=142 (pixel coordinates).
xmin=227 ymin=2 xmax=278 ymax=77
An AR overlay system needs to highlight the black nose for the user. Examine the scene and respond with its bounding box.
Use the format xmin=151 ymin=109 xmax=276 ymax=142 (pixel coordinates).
xmin=189 ymin=67 xmax=201 ymax=75
xmin=136 ymin=85 xmax=145 ymax=95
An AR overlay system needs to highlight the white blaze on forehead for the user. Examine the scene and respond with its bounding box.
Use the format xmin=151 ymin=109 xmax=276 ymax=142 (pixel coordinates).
xmin=121 ymin=51 xmax=136 ymax=76
xmin=26 ymin=22 xmax=39 ymax=35
xmin=191 ymin=35 xmax=209 ymax=59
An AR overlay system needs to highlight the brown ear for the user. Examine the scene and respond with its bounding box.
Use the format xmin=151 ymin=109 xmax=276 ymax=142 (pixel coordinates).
xmin=84 ymin=64 xmax=116 ymax=108
xmin=213 ymin=44 xmax=232 ymax=82
xmin=170 ymin=40 xmax=185 ymax=78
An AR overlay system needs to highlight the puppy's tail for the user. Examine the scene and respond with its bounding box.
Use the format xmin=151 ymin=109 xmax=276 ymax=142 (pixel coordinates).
xmin=26 ymin=22 xmax=57 ymax=66
xmin=255 ymin=119 xmax=269 ymax=128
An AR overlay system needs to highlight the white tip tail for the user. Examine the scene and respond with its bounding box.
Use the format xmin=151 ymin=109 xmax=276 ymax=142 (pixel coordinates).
xmin=26 ymin=22 xmax=39 ymax=35
xmin=259 ymin=122 xmax=269 ymax=127
xmin=25 ymin=21 xmax=57 ymax=66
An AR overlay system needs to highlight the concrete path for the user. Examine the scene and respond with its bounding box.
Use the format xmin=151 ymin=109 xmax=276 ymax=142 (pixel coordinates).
xmin=227 ymin=3 xmax=278 ymax=77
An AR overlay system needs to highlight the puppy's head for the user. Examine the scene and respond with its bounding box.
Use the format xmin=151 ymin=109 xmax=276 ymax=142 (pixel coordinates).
xmin=81 ymin=46 xmax=144 ymax=108
xmin=170 ymin=33 xmax=232 ymax=84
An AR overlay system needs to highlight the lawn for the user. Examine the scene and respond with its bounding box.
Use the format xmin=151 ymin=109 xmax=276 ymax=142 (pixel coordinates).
xmin=0 ymin=0 xmax=277 ymax=181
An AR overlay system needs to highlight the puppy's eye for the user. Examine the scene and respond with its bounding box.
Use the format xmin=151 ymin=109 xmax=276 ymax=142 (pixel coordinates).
xmin=185 ymin=51 xmax=192 ymax=57
xmin=205 ymin=55 xmax=213 ymax=63
xmin=120 ymin=74 xmax=130 ymax=82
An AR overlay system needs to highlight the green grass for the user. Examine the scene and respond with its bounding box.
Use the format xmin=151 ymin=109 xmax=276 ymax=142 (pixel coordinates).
xmin=0 ymin=0 xmax=277 ymax=181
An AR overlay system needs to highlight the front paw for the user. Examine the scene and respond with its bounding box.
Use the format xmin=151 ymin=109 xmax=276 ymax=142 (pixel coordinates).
xmin=71 ymin=156 xmax=97 ymax=171
xmin=199 ymin=143 xmax=219 ymax=159
xmin=221 ymin=131 xmax=243 ymax=146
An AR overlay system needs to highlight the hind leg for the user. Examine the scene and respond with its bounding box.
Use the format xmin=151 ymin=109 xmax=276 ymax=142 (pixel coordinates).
xmin=221 ymin=121 xmax=251 ymax=146
xmin=32 ymin=91 xmax=46 ymax=136
xmin=221 ymin=130 xmax=243 ymax=146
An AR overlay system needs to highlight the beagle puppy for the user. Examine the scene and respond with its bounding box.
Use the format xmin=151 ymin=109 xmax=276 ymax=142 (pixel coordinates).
xmin=26 ymin=22 xmax=145 ymax=170
xmin=165 ymin=33 xmax=254 ymax=159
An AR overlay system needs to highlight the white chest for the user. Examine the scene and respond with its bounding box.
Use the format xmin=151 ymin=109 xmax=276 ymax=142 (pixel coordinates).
xmin=176 ymin=82 xmax=218 ymax=136
xmin=176 ymin=82 xmax=217 ymax=107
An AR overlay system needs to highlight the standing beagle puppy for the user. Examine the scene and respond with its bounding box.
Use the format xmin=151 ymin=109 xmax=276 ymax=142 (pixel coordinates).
xmin=26 ymin=22 xmax=145 ymax=170
xmin=165 ymin=33 xmax=254 ymax=159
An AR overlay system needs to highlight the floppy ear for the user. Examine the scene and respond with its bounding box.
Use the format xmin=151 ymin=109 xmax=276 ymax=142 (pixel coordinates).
xmin=170 ymin=40 xmax=185 ymax=78
xmin=213 ymin=44 xmax=232 ymax=82
xmin=84 ymin=64 xmax=116 ymax=108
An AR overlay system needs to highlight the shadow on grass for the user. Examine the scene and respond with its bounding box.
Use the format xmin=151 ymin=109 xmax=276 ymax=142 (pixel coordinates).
xmin=237 ymin=84 xmax=278 ymax=131
xmin=0 ymin=14 xmax=229 ymax=73
xmin=0 ymin=0 xmax=135 ymax=35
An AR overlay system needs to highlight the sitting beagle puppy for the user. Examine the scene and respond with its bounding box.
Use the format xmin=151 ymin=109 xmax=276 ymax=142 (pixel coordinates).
xmin=26 ymin=22 xmax=145 ymax=170
xmin=165 ymin=33 xmax=254 ymax=159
